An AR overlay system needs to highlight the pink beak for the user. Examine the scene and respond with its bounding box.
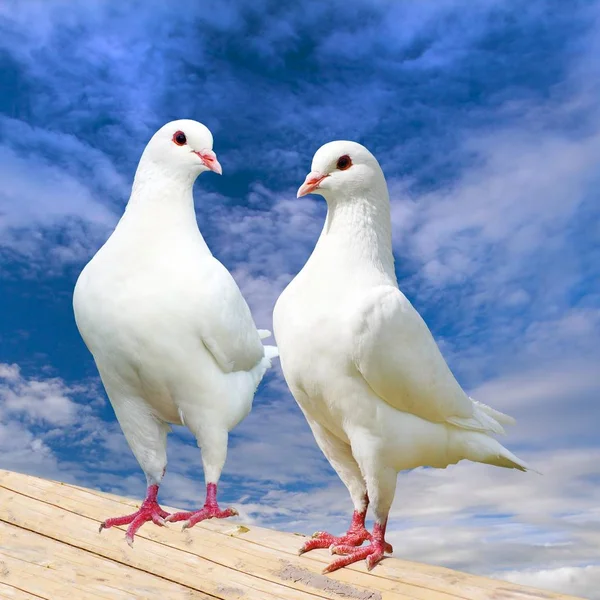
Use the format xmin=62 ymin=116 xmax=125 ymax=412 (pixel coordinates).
xmin=195 ymin=149 xmax=222 ymax=175
xmin=297 ymin=171 xmax=328 ymax=198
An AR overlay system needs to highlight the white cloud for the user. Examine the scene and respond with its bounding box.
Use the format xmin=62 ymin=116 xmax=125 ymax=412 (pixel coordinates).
xmin=389 ymin=122 xmax=600 ymax=335
xmin=499 ymin=565 xmax=600 ymax=599
xmin=0 ymin=363 xmax=20 ymax=380
xmin=0 ymin=118 xmax=121 ymax=270
xmin=398 ymin=127 xmax=599 ymax=268
xmin=0 ymin=363 xmax=82 ymax=426
xmin=0 ymin=418 xmax=59 ymax=477
xmin=0 ymin=363 xmax=124 ymax=484
xmin=0 ymin=145 xmax=114 ymax=231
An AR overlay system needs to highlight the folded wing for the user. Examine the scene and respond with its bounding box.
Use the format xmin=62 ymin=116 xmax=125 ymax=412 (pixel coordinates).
xmin=196 ymin=260 xmax=265 ymax=374
xmin=352 ymin=286 xmax=511 ymax=435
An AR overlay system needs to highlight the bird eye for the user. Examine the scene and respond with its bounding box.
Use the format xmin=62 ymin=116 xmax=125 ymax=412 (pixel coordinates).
xmin=173 ymin=131 xmax=187 ymax=146
xmin=336 ymin=155 xmax=352 ymax=170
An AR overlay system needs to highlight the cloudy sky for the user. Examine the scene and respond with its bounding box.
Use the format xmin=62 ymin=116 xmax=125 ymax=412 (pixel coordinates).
xmin=1 ymin=0 xmax=598 ymax=597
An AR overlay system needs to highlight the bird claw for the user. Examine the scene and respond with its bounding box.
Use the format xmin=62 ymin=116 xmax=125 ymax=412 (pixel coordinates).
xmin=323 ymin=543 xmax=385 ymax=573
xmin=153 ymin=515 xmax=168 ymax=527
xmin=330 ymin=543 xmax=357 ymax=555
xmin=323 ymin=522 xmax=390 ymax=573
xmin=97 ymin=489 xmax=169 ymax=545
xmin=167 ymin=505 xmax=238 ymax=530
xmin=299 ymin=527 xmax=371 ymax=556
xmin=366 ymin=553 xmax=380 ymax=571
xmin=298 ymin=532 xmax=324 ymax=551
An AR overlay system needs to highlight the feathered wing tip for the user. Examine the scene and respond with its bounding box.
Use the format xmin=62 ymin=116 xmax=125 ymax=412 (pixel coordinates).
xmin=448 ymin=412 xmax=506 ymax=436
xmin=263 ymin=344 xmax=279 ymax=361
xmin=448 ymin=397 xmax=517 ymax=436
xmin=258 ymin=329 xmax=272 ymax=340
xmin=471 ymin=398 xmax=516 ymax=426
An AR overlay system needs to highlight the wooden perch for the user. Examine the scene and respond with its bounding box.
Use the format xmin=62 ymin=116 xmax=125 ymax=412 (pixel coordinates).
xmin=0 ymin=469 xmax=582 ymax=600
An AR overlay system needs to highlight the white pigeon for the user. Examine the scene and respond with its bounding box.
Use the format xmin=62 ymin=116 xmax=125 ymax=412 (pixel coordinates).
xmin=73 ymin=119 xmax=277 ymax=545
xmin=273 ymin=141 xmax=531 ymax=573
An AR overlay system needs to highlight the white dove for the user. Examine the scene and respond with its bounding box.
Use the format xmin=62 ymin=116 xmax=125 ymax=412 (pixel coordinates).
xmin=73 ymin=119 xmax=277 ymax=545
xmin=273 ymin=141 xmax=530 ymax=573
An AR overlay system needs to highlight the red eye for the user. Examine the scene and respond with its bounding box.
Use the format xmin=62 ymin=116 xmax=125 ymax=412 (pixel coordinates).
xmin=336 ymin=155 xmax=352 ymax=170
xmin=173 ymin=131 xmax=187 ymax=146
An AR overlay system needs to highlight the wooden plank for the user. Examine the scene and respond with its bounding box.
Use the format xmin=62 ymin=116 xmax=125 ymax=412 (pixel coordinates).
xmin=206 ymin=523 xmax=543 ymax=600
xmin=0 ymin=484 xmax=390 ymax=600
xmin=0 ymin=551 xmax=106 ymax=600
xmin=0 ymin=470 xmax=583 ymax=600
xmin=53 ymin=477 xmax=581 ymax=600
xmin=202 ymin=520 xmax=576 ymax=600
xmin=55 ymin=477 xmax=581 ymax=600
xmin=0 ymin=522 xmax=212 ymax=600
xmin=0 ymin=581 xmax=46 ymax=600
xmin=0 ymin=472 xmax=421 ymax=600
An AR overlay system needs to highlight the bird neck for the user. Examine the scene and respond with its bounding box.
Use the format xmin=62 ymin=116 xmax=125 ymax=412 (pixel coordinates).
xmin=121 ymin=160 xmax=200 ymax=233
xmin=317 ymin=189 xmax=396 ymax=280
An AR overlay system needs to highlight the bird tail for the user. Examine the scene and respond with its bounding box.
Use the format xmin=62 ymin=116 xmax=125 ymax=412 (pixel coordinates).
xmin=257 ymin=329 xmax=279 ymax=368
xmin=455 ymin=430 xmax=540 ymax=474
xmin=263 ymin=344 xmax=279 ymax=363
xmin=249 ymin=344 xmax=279 ymax=392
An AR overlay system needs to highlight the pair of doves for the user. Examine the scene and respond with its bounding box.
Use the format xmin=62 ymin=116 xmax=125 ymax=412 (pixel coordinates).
xmin=73 ymin=119 xmax=530 ymax=574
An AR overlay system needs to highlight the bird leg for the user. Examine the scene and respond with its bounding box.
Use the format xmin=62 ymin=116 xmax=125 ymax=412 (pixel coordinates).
xmin=324 ymin=520 xmax=392 ymax=573
xmin=299 ymin=508 xmax=374 ymax=555
xmin=99 ymin=484 xmax=170 ymax=546
xmin=165 ymin=482 xmax=238 ymax=530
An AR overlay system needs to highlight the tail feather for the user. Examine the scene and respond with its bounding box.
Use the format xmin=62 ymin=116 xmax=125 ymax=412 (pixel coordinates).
xmin=263 ymin=344 xmax=279 ymax=361
xmin=458 ymin=431 xmax=540 ymax=474
xmin=250 ymin=345 xmax=279 ymax=392
xmin=258 ymin=344 xmax=279 ymax=371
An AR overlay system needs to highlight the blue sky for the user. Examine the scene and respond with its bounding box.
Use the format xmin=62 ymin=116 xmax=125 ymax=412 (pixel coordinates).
xmin=1 ymin=0 xmax=599 ymax=596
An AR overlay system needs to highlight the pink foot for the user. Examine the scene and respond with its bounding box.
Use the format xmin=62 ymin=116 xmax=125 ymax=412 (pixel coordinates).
xmin=165 ymin=483 xmax=238 ymax=530
xmin=99 ymin=484 xmax=169 ymax=546
xmin=299 ymin=509 xmax=371 ymax=555
xmin=324 ymin=521 xmax=391 ymax=573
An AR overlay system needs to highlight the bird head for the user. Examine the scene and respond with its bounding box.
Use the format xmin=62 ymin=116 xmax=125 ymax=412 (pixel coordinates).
xmin=140 ymin=119 xmax=222 ymax=180
xmin=297 ymin=140 xmax=383 ymax=200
